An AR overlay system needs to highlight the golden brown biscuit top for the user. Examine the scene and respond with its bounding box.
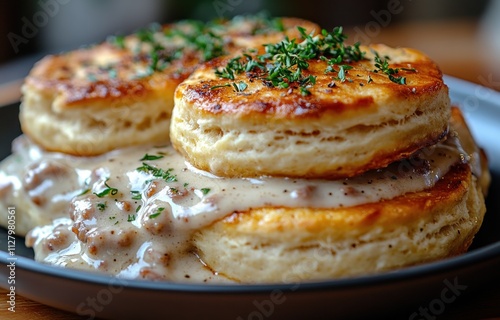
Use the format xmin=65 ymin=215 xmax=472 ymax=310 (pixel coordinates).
xmin=24 ymin=16 xmax=319 ymax=108
xmin=177 ymin=39 xmax=447 ymax=120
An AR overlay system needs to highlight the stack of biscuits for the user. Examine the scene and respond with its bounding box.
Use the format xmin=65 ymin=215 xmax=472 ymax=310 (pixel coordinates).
xmin=1 ymin=15 xmax=490 ymax=282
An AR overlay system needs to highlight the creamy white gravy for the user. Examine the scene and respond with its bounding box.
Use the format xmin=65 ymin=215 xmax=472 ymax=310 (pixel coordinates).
xmin=0 ymin=133 xmax=468 ymax=283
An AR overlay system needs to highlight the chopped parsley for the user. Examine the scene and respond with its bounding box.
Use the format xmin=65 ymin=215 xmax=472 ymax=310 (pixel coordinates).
xmin=210 ymin=83 xmax=231 ymax=90
xmin=136 ymin=163 xmax=177 ymax=182
xmin=87 ymin=74 xmax=97 ymax=82
xmin=130 ymin=20 xmax=226 ymax=76
xmin=131 ymin=190 xmax=142 ymax=200
xmin=213 ymin=25 xmax=417 ymax=92
xmin=335 ymin=65 xmax=353 ymax=82
xmin=373 ymin=51 xmax=416 ymax=85
xmin=214 ymin=56 xmax=246 ymax=80
xmin=232 ymin=81 xmax=248 ymax=92
xmin=150 ymin=207 xmax=165 ymax=219
xmin=78 ymin=188 xmax=90 ymax=196
xmin=167 ymin=20 xmax=225 ymax=61
xmin=97 ymin=202 xmax=107 ymax=212
xmin=200 ymin=188 xmax=211 ymax=195
xmin=232 ymin=13 xmax=285 ymax=35
xmin=140 ymin=153 xmax=164 ymax=161
xmin=94 ymin=179 xmax=118 ymax=198
xmin=136 ymin=23 xmax=161 ymax=43
xmin=127 ymin=214 xmax=136 ymax=222
xmin=108 ymin=69 xmax=117 ymax=79
xmin=211 ymin=81 xmax=248 ymax=92
xmin=107 ymin=35 xmax=125 ymax=49
xmin=213 ymin=26 xmax=365 ymax=94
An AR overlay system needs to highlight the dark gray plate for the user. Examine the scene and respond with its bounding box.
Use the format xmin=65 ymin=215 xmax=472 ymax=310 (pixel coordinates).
xmin=0 ymin=76 xmax=499 ymax=319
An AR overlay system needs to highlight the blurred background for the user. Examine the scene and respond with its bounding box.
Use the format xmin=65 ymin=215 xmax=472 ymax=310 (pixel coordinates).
xmin=0 ymin=0 xmax=499 ymax=104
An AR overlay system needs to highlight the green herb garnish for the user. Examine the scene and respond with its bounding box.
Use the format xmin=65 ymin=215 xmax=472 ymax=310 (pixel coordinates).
xmin=373 ymin=51 xmax=415 ymax=85
xmin=108 ymin=35 xmax=125 ymax=49
xmin=210 ymin=83 xmax=231 ymax=90
xmin=238 ymin=13 xmax=285 ymax=34
xmin=215 ymin=56 xmax=246 ymax=80
xmin=213 ymin=26 xmax=365 ymax=94
xmin=232 ymin=81 xmax=248 ymax=92
xmin=213 ymin=25 xmax=417 ymax=92
xmin=97 ymin=202 xmax=107 ymax=212
xmin=150 ymin=207 xmax=165 ymax=219
xmin=127 ymin=214 xmax=136 ymax=222
xmin=78 ymin=188 xmax=90 ymax=196
xmin=200 ymin=188 xmax=211 ymax=195
xmin=94 ymin=179 xmax=118 ymax=198
xmin=87 ymin=74 xmax=97 ymax=82
xmin=136 ymin=163 xmax=177 ymax=182
xmin=165 ymin=20 xmax=226 ymax=61
xmin=108 ymin=69 xmax=117 ymax=79
xmin=336 ymin=65 xmax=353 ymax=82
xmin=136 ymin=23 xmax=161 ymax=43
xmin=140 ymin=154 xmax=164 ymax=161
xmin=131 ymin=190 xmax=142 ymax=200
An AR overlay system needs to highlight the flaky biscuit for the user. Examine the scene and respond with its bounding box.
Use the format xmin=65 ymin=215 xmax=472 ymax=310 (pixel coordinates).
xmin=20 ymin=17 xmax=319 ymax=156
xmin=193 ymin=108 xmax=488 ymax=282
xmin=171 ymin=44 xmax=450 ymax=178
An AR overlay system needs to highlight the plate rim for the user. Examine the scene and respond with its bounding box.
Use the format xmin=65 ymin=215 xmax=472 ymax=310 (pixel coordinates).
xmin=2 ymin=240 xmax=500 ymax=293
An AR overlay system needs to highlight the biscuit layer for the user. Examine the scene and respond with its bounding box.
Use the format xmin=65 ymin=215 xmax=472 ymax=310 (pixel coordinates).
xmin=172 ymin=44 xmax=450 ymax=178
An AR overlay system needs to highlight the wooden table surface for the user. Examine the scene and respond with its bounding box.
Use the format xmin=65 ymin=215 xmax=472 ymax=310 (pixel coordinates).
xmin=1 ymin=19 xmax=499 ymax=319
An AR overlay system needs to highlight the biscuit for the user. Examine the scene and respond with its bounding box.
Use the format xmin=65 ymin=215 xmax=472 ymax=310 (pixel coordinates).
xmin=171 ymin=43 xmax=450 ymax=178
xmin=193 ymin=108 xmax=488 ymax=282
xmin=20 ymin=17 xmax=319 ymax=156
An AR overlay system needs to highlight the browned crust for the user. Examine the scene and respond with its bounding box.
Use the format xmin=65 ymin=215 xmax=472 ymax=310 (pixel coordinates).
xmin=23 ymin=18 xmax=320 ymax=110
xmin=177 ymin=44 xmax=447 ymax=120
xmin=25 ymin=45 xmax=194 ymax=107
